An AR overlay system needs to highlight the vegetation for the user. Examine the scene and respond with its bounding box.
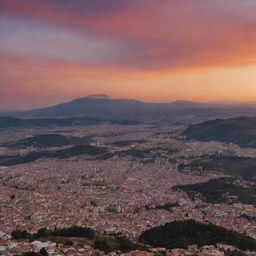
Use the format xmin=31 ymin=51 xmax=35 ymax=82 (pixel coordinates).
xmin=39 ymin=248 xmax=49 ymax=256
xmin=0 ymin=142 xmax=178 ymax=166
xmin=21 ymin=250 xmax=48 ymax=256
xmin=0 ymin=144 xmax=106 ymax=166
xmin=183 ymin=116 xmax=256 ymax=148
xmin=178 ymin=156 xmax=256 ymax=181
xmin=11 ymin=229 xmax=30 ymax=239
xmin=12 ymin=134 xmax=70 ymax=148
xmin=139 ymin=219 xmax=256 ymax=251
xmin=94 ymin=239 xmax=111 ymax=252
xmin=173 ymin=177 xmax=256 ymax=204
xmin=22 ymin=252 xmax=41 ymax=256
xmin=11 ymin=226 xmax=146 ymax=253
xmin=224 ymin=250 xmax=247 ymax=256
xmin=8 ymin=134 xmax=93 ymax=149
xmin=50 ymin=226 xmax=95 ymax=239
xmin=12 ymin=226 xmax=95 ymax=240
xmin=93 ymin=236 xmax=146 ymax=253
xmin=0 ymin=116 xmax=139 ymax=128
xmin=0 ymin=116 xmax=101 ymax=128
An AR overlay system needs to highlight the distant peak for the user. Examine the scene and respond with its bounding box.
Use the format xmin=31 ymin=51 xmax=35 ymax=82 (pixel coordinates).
xmin=86 ymin=94 xmax=111 ymax=99
xmin=171 ymin=100 xmax=196 ymax=104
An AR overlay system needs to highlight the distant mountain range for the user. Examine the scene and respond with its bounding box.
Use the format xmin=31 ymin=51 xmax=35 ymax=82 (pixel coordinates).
xmin=25 ymin=95 xmax=210 ymax=118
xmin=2 ymin=95 xmax=256 ymax=123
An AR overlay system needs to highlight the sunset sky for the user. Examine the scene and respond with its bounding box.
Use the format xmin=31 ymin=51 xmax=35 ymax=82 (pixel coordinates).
xmin=0 ymin=0 xmax=256 ymax=111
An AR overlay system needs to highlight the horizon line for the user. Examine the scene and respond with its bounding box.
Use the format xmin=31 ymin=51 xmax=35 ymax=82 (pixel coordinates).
xmin=2 ymin=94 xmax=256 ymax=113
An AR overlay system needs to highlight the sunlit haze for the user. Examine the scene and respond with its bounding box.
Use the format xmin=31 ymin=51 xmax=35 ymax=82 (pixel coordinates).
xmin=1 ymin=0 xmax=256 ymax=111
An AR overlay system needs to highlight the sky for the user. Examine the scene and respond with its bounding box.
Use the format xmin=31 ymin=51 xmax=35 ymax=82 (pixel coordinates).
xmin=0 ymin=0 xmax=256 ymax=111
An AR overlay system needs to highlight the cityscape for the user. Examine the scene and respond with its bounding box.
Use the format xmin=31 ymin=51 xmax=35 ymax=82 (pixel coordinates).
xmin=1 ymin=0 xmax=256 ymax=255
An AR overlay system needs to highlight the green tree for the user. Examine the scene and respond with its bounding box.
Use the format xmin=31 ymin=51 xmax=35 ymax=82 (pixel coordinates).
xmin=22 ymin=252 xmax=40 ymax=256
xmin=94 ymin=239 xmax=111 ymax=252
xmin=11 ymin=229 xmax=30 ymax=239
xmin=39 ymin=247 xmax=49 ymax=256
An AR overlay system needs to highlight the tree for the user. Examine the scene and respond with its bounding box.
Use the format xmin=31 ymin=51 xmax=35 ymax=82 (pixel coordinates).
xmin=35 ymin=228 xmax=50 ymax=238
xmin=11 ymin=229 xmax=30 ymax=239
xmin=94 ymin=239 xmax=111 ymax=252
xmin=39 ymin=247 xmax=49 ymax=256
xmin=22 ymin=252 xmax=40 ymax=256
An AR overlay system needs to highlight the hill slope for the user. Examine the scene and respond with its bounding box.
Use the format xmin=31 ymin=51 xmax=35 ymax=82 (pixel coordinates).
xmin=183 ymin=116 xmax=256 ymax=147
xmin=0 ymin=116 xmax=138 ymax=128
xmin=178 ymin=156 xmax=256 ymax=181
xmin=139 ymin=219 xmax=256 ymax=250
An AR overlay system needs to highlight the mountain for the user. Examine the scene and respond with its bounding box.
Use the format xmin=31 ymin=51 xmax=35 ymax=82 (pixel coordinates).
xmin=15 ymin=95 xmax=256 ymax=122
xmin=183 ymin=116 xmax=256 ymax=147
xmin=25 ymin=95 xmax=148 ymax=119
xmin=22 ymin=96 xmax=223 ymax=118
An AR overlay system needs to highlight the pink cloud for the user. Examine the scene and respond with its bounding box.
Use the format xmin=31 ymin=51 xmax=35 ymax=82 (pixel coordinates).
xmin=1 ymin=0 xmax=256 ymax=70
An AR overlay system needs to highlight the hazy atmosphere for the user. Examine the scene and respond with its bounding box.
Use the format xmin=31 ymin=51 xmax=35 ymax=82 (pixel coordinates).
xmin=1 ymin=0 xmax=256 ymax=110
xmin=2 ymin=2 xmax=256 ymax=256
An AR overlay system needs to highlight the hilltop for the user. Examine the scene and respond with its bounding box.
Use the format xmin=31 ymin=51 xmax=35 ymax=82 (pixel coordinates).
xmin=139 ymin=219 xmax=256 ymax=251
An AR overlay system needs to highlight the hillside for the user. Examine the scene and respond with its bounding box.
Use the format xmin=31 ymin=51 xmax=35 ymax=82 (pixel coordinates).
xmin=0 ymin=116 xmax=101 ymax=128
xmin=11 ymin=226 xmax=147 ymax=253
xmin=5 ymin=134 xmax=93 ymax=148
xmin=183 ymin=116 xmax=256 ymax=147
xmin=178 ymin=156 xmax=256 ymax=181
xmin=0 ymin=145 xmax=106 ymax=166
xmin=173 ymin=177 xmax=256 ymax=204
xmin=139 ymin=219 xmax=256 ymax=251
xmin=0 ymin=116 xmax=138 ymax=128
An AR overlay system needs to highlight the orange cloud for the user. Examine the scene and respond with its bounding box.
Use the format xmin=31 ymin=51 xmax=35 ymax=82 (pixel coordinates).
xmin=1 ymin=55 xmax=256 ymax=111
xmin=1 ymin=0 xmax=256 ymax=110
xmin=1 ymin=0 xmax=256 ymax=70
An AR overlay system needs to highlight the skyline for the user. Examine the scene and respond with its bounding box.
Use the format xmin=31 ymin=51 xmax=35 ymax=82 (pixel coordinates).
xmin=1 ymin=0 xmax=256 ymax=111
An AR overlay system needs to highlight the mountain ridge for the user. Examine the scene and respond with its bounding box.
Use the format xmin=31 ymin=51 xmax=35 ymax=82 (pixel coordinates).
xmin=4 ymin=95 xmax=256 ymax=122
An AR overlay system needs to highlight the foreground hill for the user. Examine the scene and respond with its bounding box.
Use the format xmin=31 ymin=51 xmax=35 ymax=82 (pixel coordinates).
xmin=139 ymin=219 xmax=256 ymax=251
xmin=183 ymin=116 xmax=256 ymax=147
xmin=11 ymin=226 xmax=147 ymax=253
xmin=12 ymin=221 xmax=256 ymax=253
